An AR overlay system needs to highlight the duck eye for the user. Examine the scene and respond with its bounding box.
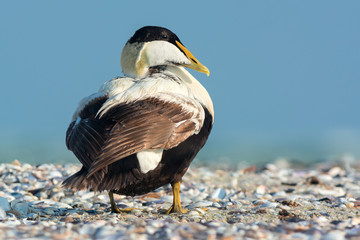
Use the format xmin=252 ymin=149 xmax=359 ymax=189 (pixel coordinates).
xmin=162 ymin=34 xmax=167 ymax=39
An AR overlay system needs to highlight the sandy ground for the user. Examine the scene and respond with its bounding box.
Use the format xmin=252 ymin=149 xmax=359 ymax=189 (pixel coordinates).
xmin=1 ymin=160 xmax=360 ymax=239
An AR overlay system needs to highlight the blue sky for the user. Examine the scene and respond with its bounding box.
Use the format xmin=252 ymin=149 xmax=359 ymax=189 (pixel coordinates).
xmin=1 ymin=1 xmax=359 ymax=164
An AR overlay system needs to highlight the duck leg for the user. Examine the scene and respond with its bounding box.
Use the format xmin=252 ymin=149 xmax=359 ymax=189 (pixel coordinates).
xmin=108 ymin=191 xmax=135 ymax=213
xmin=166 ymin=181 xmax=188 ymax=214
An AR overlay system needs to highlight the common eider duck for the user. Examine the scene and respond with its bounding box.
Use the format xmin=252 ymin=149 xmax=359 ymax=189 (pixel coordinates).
xmin=63 ymin=26 xmax=214 ymax=214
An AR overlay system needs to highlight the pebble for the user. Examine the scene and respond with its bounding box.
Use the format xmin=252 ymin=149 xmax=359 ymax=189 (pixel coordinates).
xmin=27 ymin=212 xmax=39 ymax=220
xmin=210 ymin=188 xmax=226 ymax=199
xmin=187 ymin=201 xmax=213 ymax=208
xmin=321 ymin=231 xmax=345 ymax=240
xmin=259 ymin=202 xmax=278 ymax=208
xmin=0 ymin=197 xmax=10 ymax=211
xmin=188 ymin=210 xmax=200 ymax=216
xmin=0 ymin=207 xmax=6 ymax=219
xmin=0 ymin=161 xmax=360 ymax=239
xmin=255 ymin=185 xmax=267 ymax=195
xmin=327 ymin=166 xmax=343 ymax=177
xmin=212 ymin=202 xmax=222 ymax=208
xmin=10 ymin=200 xmax=30 ymax=216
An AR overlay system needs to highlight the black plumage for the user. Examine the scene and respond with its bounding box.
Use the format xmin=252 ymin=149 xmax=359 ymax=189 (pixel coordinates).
xmin=63 ymin=26 xmax=213 ymax=213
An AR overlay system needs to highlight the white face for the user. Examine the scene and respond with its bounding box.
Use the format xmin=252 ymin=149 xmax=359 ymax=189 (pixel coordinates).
xmin=121 ymin=42 xmax=143 ymax=78
xmin=142 ymin=41 xmax=191 ymax=68
xmin=121 ymin=40 xmax=191 ymax=78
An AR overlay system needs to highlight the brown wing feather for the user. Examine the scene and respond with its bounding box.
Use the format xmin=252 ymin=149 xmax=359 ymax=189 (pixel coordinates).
xmin=87 ymin=97 xmax=202 ymax=177
xmin=67 ymin=118 xmax=114 ymax=169
xmin=65 ymin=96 xmax=113 ymax=183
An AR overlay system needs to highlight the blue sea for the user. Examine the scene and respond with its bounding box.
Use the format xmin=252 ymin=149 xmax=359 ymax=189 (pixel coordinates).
xmin=1 ymin=133 xmax=358 ymax=168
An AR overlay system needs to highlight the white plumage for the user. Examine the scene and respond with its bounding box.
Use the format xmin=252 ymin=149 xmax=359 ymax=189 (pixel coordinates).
xmin=63 ymin=26 xmax=214 ymax=214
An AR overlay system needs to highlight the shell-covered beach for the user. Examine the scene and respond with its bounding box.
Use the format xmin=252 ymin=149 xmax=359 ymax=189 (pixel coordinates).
xmin=1 ymin=160 xmax=360 ymax=239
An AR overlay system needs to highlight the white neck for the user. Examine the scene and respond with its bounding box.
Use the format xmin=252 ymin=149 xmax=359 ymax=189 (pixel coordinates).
xmin=165 ymin=66 xmax=214 ymax=119
xmin=121 ymin=41 xmax=191 ymax=79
